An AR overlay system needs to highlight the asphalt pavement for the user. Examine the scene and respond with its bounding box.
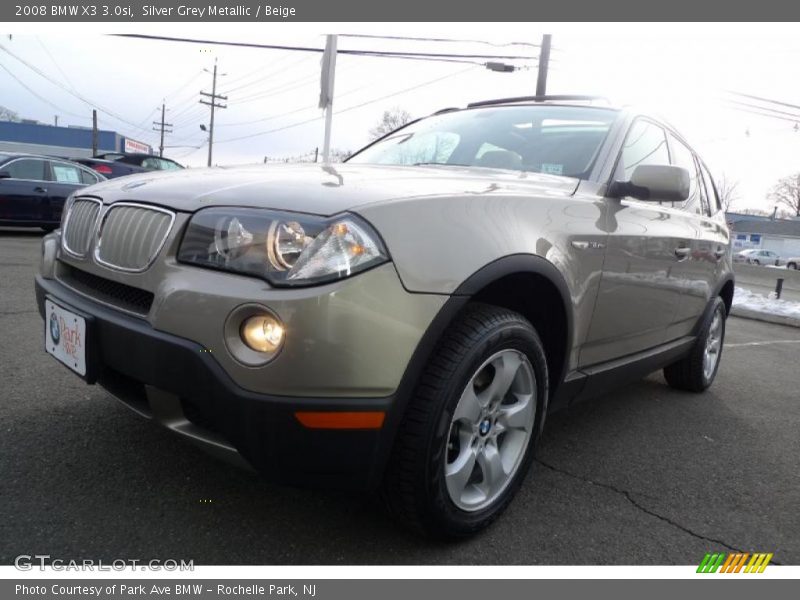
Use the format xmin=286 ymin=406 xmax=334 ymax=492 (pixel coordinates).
xmin=1 ymin=228 xmax=798 ymax=565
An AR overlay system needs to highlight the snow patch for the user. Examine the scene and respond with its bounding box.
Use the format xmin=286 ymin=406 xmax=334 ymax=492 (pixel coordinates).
xmin=733 ymin=286 xmax=800 ymax=320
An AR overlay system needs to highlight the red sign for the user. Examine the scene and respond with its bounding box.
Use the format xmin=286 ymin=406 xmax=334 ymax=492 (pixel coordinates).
xmin=124 ymin=138 xmax=151 ymax=154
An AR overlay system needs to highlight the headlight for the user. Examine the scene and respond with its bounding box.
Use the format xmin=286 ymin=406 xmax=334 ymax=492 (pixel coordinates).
xmin=177 ymin=208 xmax=389 ymax=286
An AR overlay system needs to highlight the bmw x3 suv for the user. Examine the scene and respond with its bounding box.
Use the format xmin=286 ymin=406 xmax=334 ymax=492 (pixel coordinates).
xmin=36 ymin=96 xmax=734 ymax=537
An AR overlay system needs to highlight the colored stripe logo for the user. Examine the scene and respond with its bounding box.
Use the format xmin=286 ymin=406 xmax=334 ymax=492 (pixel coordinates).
xmin=697 ymin=552 xmax=773 ymax=573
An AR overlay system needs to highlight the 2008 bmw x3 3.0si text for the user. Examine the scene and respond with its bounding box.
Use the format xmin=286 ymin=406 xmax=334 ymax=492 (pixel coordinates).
xmin=36 ymin=97 xmax=734 ymax=537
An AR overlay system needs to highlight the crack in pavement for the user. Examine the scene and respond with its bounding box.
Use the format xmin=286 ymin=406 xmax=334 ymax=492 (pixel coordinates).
xmin=534 ymin=458 xmax=775 ymax=559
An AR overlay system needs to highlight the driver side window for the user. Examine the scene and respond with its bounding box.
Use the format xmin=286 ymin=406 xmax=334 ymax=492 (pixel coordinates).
xmin=616 ymin=120 xmax=670 ymax=182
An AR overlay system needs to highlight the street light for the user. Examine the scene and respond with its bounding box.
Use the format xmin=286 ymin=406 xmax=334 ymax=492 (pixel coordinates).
xmin=485 ymin=62 xmax=517 ymax=73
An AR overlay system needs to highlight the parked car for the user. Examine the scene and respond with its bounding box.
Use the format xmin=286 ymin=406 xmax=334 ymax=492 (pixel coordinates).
xmin=0 ymin=152 xmax=105 ymax=231
xmin=787 ymin=257 xmax=799 ymax=270
xmin=735 ymin=248 xmax=782 ymax=266
xmin=74 ymin=152 xmax=183 ymax=179
xmin=36 ymin=96 xmax=734 ymax=537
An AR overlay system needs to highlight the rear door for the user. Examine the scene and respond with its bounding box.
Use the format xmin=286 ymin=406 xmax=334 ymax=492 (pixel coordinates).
xmin=582 ymin=118 xmax=693 ymax=365
xmin=662 ymin=135 xmax=724 ymax=340
xmin=0 ymin=158 xmax=49 ymax=222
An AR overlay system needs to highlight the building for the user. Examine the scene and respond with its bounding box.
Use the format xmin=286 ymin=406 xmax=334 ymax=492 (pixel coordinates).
xmin=0 ymin=120 xmax=151 ymax=158
xmin=727 ymin=213 xmax=800 ymax=256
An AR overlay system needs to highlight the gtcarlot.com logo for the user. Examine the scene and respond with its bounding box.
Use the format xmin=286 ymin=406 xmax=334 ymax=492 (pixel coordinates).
xmin=697 ymin=552 xmax=773 ymax=573
xmin=14 ymin=554 xmax=194 ymax=572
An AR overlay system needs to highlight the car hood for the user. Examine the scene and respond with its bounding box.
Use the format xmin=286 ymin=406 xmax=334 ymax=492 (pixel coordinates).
xmin=81 ymin=163 xmax=579 ymax=216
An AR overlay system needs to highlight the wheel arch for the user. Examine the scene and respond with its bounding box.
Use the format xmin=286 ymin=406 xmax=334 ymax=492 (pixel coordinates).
xmin=452 ymin=254 xmax=574 ymax=399
xmin=716 ymin=275 xmax=735 ymax=317
xmin=373 ymin=254 xmax=574 ymax=489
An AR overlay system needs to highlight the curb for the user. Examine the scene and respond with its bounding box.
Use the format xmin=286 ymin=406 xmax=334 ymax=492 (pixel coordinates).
xmin=730 ymin=306 xmax=800 ymax=329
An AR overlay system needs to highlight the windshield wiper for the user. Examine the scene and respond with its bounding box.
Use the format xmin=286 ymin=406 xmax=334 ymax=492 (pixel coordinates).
xmin=412 ymin=162 xmax=469 ymax=167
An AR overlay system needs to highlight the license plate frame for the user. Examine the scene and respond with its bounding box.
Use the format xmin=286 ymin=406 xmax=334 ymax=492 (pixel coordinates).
xmin=45 ymin=298 xmax=92 ymax=380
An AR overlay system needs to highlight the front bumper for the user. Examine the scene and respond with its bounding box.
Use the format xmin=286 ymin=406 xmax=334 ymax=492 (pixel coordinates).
xmin=36 ymin=274 xmax=456 ymax=490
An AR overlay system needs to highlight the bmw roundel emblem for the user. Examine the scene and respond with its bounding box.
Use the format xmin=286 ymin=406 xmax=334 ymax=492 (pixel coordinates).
xmin=479 ymin=418 xmax=492 ymax=436
xmin=49 ymin=312 xmax=61 ymax=344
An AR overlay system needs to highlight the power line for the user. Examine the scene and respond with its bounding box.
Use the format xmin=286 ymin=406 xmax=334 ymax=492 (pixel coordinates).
xmin=0 ymin=62 xmax=87 ymax=120
xmin=215 ymin=65 xmax=476 ymax=145
xmin=216 ymin=81 xmax=374 ymax=128
xmin=336 ymin=33 xmax=541 ymax=48
xmin=36 ymin=36 xmax=78 ymax=94
xmin=0 ymin=42 xmax=156 ymax=138
xmin=726 ymin=103 xmax=800 ymax=124
xmin=223 ymin=54 xmax=317 ymax=95
xmin=113 ymin=34 xmax=538 ymax=62
xmin=727 ymin=91 xmax=800 ymax=113
xmin=727 ymin=100 xmax=800 ymax=120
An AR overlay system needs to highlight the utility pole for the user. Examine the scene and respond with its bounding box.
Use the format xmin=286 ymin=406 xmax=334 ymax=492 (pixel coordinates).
xmin=54 ymin=115 xmax=58 ymax=127
xmin=152 ymin=103 xmax=173 ymax=158
xmin=536 ymin=34 xmax=552 ymax=96
xmin=200 ymin=59 xmax=227 ymax=167
xmin=91 ymin=109 xmax=98 ymax=156
xmin=319 ymin=35 xmax=338 ymax=163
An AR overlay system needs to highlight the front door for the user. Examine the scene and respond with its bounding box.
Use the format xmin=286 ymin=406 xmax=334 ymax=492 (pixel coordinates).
xmin=581 ymin=119 xmax=691 ymax=366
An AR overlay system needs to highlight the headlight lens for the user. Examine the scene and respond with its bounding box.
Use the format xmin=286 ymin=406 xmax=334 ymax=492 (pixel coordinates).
xmin=178 ymin=208 xmax=388 ymax=286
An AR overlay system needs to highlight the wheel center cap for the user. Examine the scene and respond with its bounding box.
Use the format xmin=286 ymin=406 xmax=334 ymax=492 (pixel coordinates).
xmin=478 ymin=418 xmax=492 ymax=436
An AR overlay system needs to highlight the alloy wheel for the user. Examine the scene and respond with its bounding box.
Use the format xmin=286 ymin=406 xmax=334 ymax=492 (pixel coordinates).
xmin=444 ymin=349 xmax=536 ymax=512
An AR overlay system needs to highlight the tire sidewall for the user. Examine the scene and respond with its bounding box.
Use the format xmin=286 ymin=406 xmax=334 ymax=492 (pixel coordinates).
xmin=422 ymin=319 xmax=548 ymax=536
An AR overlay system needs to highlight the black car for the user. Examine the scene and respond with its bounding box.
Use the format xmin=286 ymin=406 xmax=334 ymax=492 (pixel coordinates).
xmin=74 ymin=152 xmax=183 ymax=179
xmin=0 ymin=153 xmax=105 ymax=231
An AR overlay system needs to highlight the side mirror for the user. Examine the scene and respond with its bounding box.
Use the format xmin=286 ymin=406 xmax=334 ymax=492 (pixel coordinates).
xmin=609 ymin=164 xmax=690 ymax=202
xmin=0 ymin=170 xmax=11 ymax=179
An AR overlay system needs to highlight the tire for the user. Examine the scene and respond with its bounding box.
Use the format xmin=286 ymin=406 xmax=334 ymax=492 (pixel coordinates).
xmin=752 ymin=259 xmax=760 ymax=266
xmin=382 ymin=303 xmax=548 ymax=538
xmin=663 ymin=297 xmax=726 ymax=393
xmin=789 ymin=262 xmax=798 ymax=270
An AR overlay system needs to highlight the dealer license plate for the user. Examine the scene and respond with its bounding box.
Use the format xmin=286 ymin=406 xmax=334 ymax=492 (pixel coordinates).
xmin=45 ymin=299 xmax=87 ymax=376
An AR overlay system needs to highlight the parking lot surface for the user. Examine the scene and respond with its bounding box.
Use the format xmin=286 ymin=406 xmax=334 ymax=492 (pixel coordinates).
xmin=1 ymin=228 xmax=798 ymax=565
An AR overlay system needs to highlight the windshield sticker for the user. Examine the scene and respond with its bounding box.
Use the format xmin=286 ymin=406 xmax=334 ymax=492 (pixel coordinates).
xmin=541 ymin=163 xmax=564 ymax=175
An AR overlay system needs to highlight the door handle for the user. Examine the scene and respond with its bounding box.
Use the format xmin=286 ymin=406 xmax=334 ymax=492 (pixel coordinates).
xmin=674 ymin=246 xmax=691 ymax=259
xmin=33 ymin=186 xmax=47 ymax=193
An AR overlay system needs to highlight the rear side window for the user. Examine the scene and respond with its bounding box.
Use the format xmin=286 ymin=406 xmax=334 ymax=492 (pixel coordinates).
xmin=616 ymin=120 xmax=670 ymax=181
xmin=667 ymin=134 xmax=706 ymax=215
xmin=698 ymin=161 xmax=721 ymax=214
xmin=80 ymin=168 xmax=100 ymax=184
xmin=49 ymin=162 xmax=83 ymax=184
xmin=3 ymin=158 xmax=46 ymax=180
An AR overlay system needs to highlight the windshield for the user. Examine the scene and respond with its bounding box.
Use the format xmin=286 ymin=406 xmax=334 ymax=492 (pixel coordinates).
xmin=347 ymin=105 xmax=617 ymax=178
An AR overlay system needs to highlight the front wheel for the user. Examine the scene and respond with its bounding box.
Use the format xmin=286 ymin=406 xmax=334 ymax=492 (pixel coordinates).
xmin=382 ymin=303 xmax=548 ymax=538
xmin=664 ymin=297 xmax=726 ymax=392
xmin=788 ymin=262 xmax=798 ymax=270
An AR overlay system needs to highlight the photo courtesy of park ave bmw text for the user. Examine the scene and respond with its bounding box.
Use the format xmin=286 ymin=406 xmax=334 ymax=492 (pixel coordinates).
xmin=0 ymin=0 xmax=799 ymax=596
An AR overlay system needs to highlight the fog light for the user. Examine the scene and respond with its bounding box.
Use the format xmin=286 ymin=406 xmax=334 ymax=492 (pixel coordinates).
xmin=240 ymin=314 xmax=285 ymax=353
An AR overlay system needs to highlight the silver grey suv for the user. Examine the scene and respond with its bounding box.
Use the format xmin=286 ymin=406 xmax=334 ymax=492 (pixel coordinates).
xmin=36 ymin=96 xmax=733 ymax=537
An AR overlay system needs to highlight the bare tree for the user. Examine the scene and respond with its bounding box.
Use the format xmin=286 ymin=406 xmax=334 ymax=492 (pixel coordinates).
xmin=369 ymin=107 xmax=412 ymax=141
xmin=715 ymin=174 xmax=739 ymax=213
xmin=768 ymin=172 xmax=800 ymax=217
xmin=0 ymin=105 xmax=20 ymax=122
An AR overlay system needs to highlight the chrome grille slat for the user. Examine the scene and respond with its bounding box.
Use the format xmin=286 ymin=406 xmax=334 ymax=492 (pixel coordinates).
xmin=62 ymin=198 xmax=101 ymax=256
xmin=95 ymin=203 xmax=174 ymax=272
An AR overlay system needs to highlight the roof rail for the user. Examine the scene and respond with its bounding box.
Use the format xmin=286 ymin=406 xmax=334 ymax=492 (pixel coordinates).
xmin=467 ymin=95 xmax=611 ymax=108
